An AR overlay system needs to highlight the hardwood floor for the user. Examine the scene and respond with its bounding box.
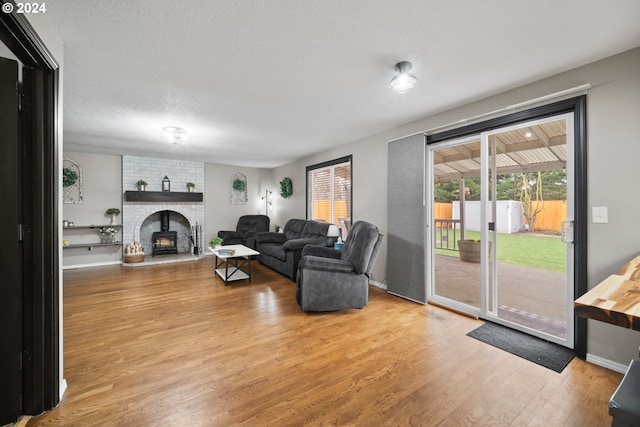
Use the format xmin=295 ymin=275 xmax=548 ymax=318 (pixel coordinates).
xmin=28 ymin=258 xmax=621 ymax=426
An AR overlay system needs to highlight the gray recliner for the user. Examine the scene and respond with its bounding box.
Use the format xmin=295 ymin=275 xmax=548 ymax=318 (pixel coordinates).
xmin=217 ymin=215 xmax=270 ymax=250
xmin=296 ymin=221 xmax=384 ymax=312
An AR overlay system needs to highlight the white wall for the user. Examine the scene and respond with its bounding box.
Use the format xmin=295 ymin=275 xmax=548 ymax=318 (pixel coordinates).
xmin=581 ymin=48 xmax=640 ymax=366
xmin=270 ymin=135 xmax=389 ymax=285
xmin=62 ymin=152 xmax=122 ymax=268
xmin=204 ymin=163 xmax=273 ymax=244
xmin=273 ymin=47 xmax=640 ymax=366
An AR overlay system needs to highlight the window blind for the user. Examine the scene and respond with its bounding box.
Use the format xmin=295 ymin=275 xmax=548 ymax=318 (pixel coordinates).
xmin=306 ymin=156 xmax=352 ymax=238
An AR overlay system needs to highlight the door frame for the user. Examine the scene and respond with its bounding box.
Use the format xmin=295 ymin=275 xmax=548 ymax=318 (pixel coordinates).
xmin=427 ymin=96 xmax=588 ymax=358
xmin=0 ymin=6 xmax=61 ymax=416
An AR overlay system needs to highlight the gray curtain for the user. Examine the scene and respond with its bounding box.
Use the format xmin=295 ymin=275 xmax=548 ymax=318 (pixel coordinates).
xmin=387 ymin=134 xmax=426 ymax=303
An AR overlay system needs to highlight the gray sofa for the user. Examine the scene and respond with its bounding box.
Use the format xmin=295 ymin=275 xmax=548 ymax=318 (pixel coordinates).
xmin=296 ymin=221 xmax=383 ymax=312
xmin=255 ymin=219 xmax=335 ymax=281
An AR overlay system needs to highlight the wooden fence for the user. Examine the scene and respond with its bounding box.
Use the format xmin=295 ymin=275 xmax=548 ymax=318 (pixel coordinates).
xmin=434 ymin=200 xmax=566 ymax=233
xmin=313 ymin=200 xmax=349 ymax=225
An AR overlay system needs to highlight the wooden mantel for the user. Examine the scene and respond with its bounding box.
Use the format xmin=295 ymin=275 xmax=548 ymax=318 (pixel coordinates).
xmin=124 ymin=190 xmax=203 ymax=202
xmin=574 ymin=255 xmax=640 ymax=331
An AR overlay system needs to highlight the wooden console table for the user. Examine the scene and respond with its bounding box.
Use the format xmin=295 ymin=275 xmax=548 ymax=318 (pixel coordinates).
xmin=574 ymin=255 xmax=640 ymax=330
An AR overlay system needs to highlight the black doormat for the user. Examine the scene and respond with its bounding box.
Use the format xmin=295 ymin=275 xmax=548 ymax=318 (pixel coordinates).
xmin=467 ymin=322 xmax=575 ymax=373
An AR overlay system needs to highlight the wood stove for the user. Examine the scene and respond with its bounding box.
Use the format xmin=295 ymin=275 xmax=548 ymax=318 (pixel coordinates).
xmin=151 ymin=211 xmax=178 ymax=256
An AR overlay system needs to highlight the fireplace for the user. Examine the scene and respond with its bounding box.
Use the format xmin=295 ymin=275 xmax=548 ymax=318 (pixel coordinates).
xmin=151 ymin=211 xmax=178 ymax=256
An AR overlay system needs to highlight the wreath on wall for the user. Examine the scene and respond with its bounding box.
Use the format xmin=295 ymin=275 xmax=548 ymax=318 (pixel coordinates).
xmin=280 ymin=177 xmax=293 ymax=198
xmin=232 ymin=178 xmax=247 ymax=193
xmin=63 ymin=167 xmax=78 ymax=187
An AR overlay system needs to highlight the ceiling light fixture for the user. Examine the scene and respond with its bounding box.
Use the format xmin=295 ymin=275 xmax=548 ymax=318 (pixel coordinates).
xmin=161 ymin=126 xmax=188 ymax=144
xmin=389 ymin=61 xmax=418 ymax=92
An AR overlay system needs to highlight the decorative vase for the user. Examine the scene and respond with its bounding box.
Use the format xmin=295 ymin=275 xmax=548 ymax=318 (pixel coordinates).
xmin=110 ymin=214 xmax=116 ymax=225
xmin=101 ymin=235 xmax=115 ymax=244
xmin=138 ymin=184 xmax=146 ymax=191
xmin=188 ymin=187 xmax=194 ymax=193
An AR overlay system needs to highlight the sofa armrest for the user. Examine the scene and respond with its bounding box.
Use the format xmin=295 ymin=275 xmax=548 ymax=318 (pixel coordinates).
xmin=299 ymin=256 xmax=354 ymax=273
xmin=255 ymin=232 xmax=287 ymax=244
xmin=282 ymin=237 xmax=325 ymax=251
xmin=302 ymin=245 xmax=342 ymax=259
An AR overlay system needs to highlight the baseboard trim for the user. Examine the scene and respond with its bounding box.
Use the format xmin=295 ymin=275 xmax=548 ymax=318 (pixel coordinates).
xmin=63 ymin=260 xmax=122 ymax=270
xmin=586 ymin=353 xmax=629 ymax=374
xmin=370 ymin=280 xmax=387 ymax=290
xmin=60 ymin=378 xmax=68 ymax=398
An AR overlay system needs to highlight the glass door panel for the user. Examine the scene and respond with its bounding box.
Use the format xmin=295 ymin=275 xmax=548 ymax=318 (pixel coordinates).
xmin=481 ymin=114 xmax=574 ymax=346
xmin=428 ymin=136 xmax=482 ymax=316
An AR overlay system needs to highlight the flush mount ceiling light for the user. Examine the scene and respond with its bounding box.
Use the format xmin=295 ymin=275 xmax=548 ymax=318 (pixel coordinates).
xmin=389 ymin=61 xmax=418 ymax=92
xmin=161 ymin=126 xmax=188 ymax=144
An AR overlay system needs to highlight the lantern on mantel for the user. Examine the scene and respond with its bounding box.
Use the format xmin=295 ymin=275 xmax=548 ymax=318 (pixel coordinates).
xmin=162 ymin=176 xmax=170 ymax=192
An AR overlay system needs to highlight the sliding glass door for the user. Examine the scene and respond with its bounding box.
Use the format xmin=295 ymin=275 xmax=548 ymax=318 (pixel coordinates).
xmin=428 ymin=113 xmax=575 ymax=347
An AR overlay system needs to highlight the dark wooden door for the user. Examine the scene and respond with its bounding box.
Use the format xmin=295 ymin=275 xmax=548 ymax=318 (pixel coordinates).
xmin=0 ymin=56 xmax=22 ymax=425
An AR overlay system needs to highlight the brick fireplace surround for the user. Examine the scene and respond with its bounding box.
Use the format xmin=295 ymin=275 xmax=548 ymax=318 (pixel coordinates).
xmin=122 ymin=156 xmax=205 ymax=256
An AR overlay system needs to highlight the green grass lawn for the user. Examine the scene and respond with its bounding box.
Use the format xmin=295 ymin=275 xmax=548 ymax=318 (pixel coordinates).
xmin=435 ymin=229 xmax=566 ymax=272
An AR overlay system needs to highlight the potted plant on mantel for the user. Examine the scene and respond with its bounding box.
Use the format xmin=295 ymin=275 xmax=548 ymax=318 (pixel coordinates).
xmin=186 ymin=182 xmax=196 ymax=193
xmin=105 ymin=208 xmax=120 ymax=225
xmin=136 ymin=179 xmax=148 ymax=191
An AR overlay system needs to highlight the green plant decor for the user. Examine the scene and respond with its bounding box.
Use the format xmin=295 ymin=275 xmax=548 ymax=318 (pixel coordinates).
xmin=63 ymin=168 xmax=78 ymax=187
xmin=210 ymin=237 xmax=223 ymax=247
xmin=232 ymin=178 xmax=246 ymax=193
xmin=136 ymin=179 xmax=148 ymax=186
xmin=106 ymin=208 xmax=120 ymax=216
xmin=280 ymin=177 xmax=293 ymax=198
xmin=186 ymin=182 xmax=196 ymax=188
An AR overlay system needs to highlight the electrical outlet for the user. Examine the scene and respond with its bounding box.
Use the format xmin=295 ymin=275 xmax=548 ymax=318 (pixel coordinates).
xmin=592 ymin=206 xmax=608 ymax=224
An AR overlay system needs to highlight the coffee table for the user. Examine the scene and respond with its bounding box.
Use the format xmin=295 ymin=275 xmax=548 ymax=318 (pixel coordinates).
xmin=210 ymin=244 xmax=260 ymax=285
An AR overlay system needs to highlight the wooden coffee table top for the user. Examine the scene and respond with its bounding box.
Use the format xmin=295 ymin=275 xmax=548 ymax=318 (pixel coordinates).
xmin=574 ymin=254 xmax=640 ymax=330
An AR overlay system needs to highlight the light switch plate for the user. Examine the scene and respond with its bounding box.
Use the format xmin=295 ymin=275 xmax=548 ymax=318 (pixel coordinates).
xmin=592 ymin=206 xmax=608 ymax=224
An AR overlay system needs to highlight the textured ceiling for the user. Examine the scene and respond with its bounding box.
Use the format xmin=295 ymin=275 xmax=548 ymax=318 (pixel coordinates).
xmin=46 ymin=0 xmax=640 ymax=167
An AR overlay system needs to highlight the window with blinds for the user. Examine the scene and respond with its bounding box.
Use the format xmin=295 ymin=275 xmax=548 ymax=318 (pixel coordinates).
xmin=306 ymin=155 xmax=352 ymax=239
